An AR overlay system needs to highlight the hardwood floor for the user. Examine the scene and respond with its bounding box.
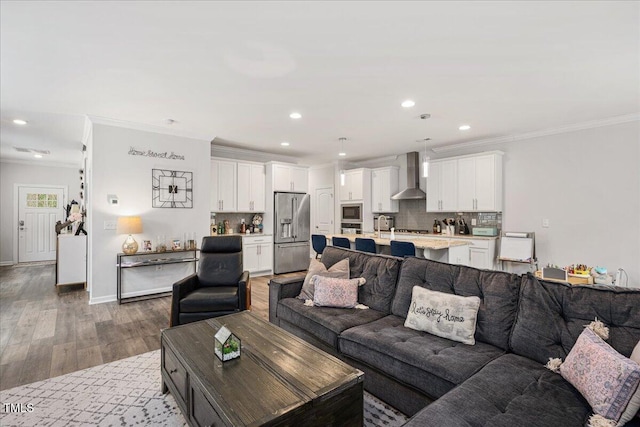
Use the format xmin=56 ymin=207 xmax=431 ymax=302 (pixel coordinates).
xmin=0 ymin=263 xmax=302 ymax=391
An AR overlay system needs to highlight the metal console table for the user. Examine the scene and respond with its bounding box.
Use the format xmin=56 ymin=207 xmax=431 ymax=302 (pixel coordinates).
xmin=116 ymin=248 xmax=198 ymax=304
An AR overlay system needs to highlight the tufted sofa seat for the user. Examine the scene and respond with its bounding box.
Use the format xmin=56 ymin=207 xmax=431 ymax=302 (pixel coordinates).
xmin=268 ymin=246 xmax=640 ymax=426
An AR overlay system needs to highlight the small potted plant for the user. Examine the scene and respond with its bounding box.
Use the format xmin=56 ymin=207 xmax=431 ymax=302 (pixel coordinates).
xmin=214 ymin=326 xmax=241 ymax=362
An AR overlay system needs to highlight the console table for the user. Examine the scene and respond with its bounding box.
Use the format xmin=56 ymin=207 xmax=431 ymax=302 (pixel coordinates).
xmin=116 ymin=248 xmax=198 ymax=304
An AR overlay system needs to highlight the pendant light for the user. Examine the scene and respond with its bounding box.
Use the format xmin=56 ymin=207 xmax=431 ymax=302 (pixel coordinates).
xmin=422 ymin=138 xmax=431 ymax=178
xmin=338 ymin=137 xmax=347 ymax=185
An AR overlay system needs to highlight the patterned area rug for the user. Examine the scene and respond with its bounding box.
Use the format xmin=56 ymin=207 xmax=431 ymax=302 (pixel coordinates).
xmin=0 ymin=350 xmax=408 ymax=427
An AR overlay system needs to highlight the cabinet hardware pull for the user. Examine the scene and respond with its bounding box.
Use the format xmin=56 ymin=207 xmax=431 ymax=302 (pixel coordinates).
xmin=169 ymin=368 xmax=178 ymax=374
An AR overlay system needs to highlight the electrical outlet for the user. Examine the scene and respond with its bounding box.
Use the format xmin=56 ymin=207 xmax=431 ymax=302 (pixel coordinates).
xmin=104 ymin=220 xmax=116 ymax=230
xmin=542 ymin=218 xmax=550 ymax=228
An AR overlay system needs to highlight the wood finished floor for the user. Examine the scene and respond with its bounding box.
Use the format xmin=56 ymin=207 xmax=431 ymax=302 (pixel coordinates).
xmin=0 ymin=263 xmax=302 ymax=391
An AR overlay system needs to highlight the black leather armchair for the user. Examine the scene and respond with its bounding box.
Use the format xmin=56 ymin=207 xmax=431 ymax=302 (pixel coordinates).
xmin=170 ymin=236 xmax=250 ymax=327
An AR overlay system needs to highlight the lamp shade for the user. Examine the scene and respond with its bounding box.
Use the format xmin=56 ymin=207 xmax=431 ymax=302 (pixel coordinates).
xmin=116 ymin=216 xmax=143 ymax=235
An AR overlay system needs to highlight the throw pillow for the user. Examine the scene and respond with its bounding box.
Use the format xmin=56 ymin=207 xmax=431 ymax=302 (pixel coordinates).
xmin=311 ymin=276 xmax=366 ymax=308
xmin=297 ymin=258 xmax=349 ymax=300
xmin=559 ymin=328 xmax=640 ymax=425
xmin=403 ymin=286 xmax=481 ymax=345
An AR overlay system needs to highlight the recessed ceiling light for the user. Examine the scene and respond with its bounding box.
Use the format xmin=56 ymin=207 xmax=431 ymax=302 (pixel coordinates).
xmin=13 ymin=119 xmax=28 ymax=125
xmin=459 ymin=124 xmax=471 ymax=131
xmin=338 ymin=152 xmax=346 ymax=157
xmin=33 ymin=154 xmax=43 ymax=158
xmin=289 ymin=112 xmax=302 ymax=119
xmin=280 ymin=141 xmax=290 ymax=146
xmin=401 ymin=100 xmax=415 ymax=108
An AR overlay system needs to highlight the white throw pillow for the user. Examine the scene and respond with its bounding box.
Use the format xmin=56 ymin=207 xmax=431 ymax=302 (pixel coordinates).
xmin=618 ymin=339 xmax=640 ymax=426
xmin=297 ymin=258 xmax=349 ymax=300
xmin=404 ymin=286 xmax=481 ymax=345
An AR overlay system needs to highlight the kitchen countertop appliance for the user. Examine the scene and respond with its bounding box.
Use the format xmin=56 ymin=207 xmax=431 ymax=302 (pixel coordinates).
xmin=274 ymin=192 xmax=310 ymax=274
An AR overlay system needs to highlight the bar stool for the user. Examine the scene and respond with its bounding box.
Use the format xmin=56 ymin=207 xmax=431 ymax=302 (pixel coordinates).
xmin=332 ymin=237 xmax=351 ymax=249
xmin=390 ymin=240 xmax=415 ymax=257
xmin=311 ymin=234 xmax=327 ymax=259
xmin=355 ymin=238 xmax=376 ymax=254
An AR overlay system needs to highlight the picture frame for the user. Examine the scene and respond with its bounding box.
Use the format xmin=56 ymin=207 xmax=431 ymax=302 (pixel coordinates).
xmin=172 ymin=239 xmax=182 ymax=251
xmin=143 ymin=240 xmax=152 ymax=251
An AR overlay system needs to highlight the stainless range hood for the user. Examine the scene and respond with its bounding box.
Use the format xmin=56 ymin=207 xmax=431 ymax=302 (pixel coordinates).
xmin=391 ymin=152 xmax=427 ymax=200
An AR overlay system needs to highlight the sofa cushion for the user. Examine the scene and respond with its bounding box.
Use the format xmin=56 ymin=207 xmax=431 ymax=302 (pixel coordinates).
xmin=312 ymin=276 xmax=365 ymax=308
xmin=298 ymin=258 xmax=349 ymax=300
xmin=510 ymin=274 xmax=640 ymax=364
xmin=321 ymin=246 xmax=401 ymax=313
xmin=339 ymin=315 xmax=505 ymax=400
xmin=404 ymin=353 xmax=591 ymax=427
xmin=276 ymin=298 xmax=387 ymax=348
xmin=391 ymin=257 xmax=521 ymax=350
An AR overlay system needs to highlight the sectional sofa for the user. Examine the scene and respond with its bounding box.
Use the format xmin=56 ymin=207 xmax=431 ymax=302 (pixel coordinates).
xmin=268 ymin=246 xmax=640 ymax=426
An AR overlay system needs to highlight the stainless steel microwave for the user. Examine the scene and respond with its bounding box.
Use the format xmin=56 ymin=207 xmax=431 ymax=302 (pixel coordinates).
xmin=341 ymin=203 xmax=362 ymax=222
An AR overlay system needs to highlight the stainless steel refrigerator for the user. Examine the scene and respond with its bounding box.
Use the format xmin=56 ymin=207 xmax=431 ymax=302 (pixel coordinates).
xmin=273 ymin=192 xmax=310 ymax=274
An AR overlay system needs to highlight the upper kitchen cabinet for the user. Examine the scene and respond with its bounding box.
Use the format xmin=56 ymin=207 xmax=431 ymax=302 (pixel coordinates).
xmin=457 ymin=153 xmax=503 ymax=212
xmin=237 ymin=162 xmax=266 ymax=212
xmin=426 ymin=159 xmax=457 ymax=212
xmin=211 ymin=159 xmax=237 ymax=212
xmin=272 ymin=163 xmax=309 ymax=192
xmin=340 ymin=168 xmax=371 ymax=202
xmin=371 ymin=167 xmax=399 ymax=213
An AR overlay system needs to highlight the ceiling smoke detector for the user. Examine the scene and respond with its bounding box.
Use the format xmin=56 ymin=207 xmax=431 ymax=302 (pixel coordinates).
xmin=419 ymin=113 xmax=431 ymax=120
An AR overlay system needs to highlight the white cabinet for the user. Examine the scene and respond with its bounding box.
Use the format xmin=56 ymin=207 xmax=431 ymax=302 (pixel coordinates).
xmin=273 ymin=164 xmax=308 ymax=192
xmin=242 ymin=235 xmax=273 ymax=276
xmin=448 ymin=244 xmax=470 ymax=266
xmin=237 ymin=162 xmax=265 ymax=212
xmin=340 ymin=169 xmax=367 ymax=201
xmin=457 ymin=153 xmax=502 ymax=212
xmin=211 ymin=159 xmax=237 ymax=212
xmin=467 ymin=239 xmax=497 ymax=270
xmin=426 ymin=159 xmax=458 ymax=212
xmin=371 ymin=167 xmax=399 ymax=213
xmin=56 ymin=235 xmax=87 ymax=286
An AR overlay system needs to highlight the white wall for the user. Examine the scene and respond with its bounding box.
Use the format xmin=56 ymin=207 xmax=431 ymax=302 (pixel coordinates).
xmin=87 ymin=123 xmax=211 ymax=303
xmin=433 ymin=120 xmax=640 ymax=286
xmin=0 ymin=161 xmax=82 ymax=264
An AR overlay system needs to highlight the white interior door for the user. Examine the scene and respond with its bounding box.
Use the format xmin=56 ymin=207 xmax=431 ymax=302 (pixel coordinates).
xmin=18 ymin=186 xmax=65 ymax=262
xmin=314 ymin=187 xmax=333 ymax=234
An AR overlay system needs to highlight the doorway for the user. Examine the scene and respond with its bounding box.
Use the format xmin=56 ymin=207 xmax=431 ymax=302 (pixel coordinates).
xmin=16 ymin=185 xmax=66 ymax=263
xmin=314 ymin=186 xmax=333 ymax=235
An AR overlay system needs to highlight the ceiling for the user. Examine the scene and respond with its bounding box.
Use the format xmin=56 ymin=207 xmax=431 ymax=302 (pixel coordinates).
xmin=1 ymin=1 xmax=638 ymax=167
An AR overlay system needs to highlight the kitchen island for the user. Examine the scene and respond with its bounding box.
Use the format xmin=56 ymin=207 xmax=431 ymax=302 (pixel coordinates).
xmin=325 ymin=233 xmax=470 ymax=264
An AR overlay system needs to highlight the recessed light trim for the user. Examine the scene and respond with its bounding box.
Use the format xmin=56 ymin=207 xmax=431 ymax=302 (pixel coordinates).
xmin=289 ymin=112 xmax=302 ymax=119
xmin=338 ymin=152 xmax=346 ymax=157
xmin=13 ymin=119 xmax=28 ymax=125
xmin=459 ymin=124 xmax=471 ymax=131
xmin=401 ymin=100 xmax=415 ymax=108
xmin=33 ymin=154 xmax=43 ymax=158
xmin=280 ymin=141 xmax=290 ymax=146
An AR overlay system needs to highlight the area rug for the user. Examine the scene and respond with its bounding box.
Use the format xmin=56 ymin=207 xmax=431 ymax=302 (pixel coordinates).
xmin=0 ymin=350 xmax=408 ymax=427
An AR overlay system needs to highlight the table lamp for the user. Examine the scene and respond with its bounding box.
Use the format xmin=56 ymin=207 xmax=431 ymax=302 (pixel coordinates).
xmin=117 ymin=216 xmax=143 ymax=254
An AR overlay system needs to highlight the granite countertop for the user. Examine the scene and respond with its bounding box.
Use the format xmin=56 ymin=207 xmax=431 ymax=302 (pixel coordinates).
xmin=327 ymin=234 xmax=470 ymax=250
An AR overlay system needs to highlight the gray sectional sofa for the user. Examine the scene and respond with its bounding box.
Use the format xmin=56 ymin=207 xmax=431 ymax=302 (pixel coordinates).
xmin=268 ymin=246 xmax=640 ymax=426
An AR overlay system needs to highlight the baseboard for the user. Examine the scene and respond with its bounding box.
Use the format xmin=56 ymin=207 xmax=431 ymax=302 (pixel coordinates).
xmin=0 ymin=261 xmax=15 ymax=266
xmin=89 ymin=295 xmax=117 ymax=305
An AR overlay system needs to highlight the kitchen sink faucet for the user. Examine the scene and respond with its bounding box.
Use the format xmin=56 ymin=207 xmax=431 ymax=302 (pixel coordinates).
xmin=377 ymin=215 xmax=389 ymax=238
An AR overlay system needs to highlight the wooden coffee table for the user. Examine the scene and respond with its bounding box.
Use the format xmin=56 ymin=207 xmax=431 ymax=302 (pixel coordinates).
xmin=161 ymin=311 xmax=364 ymax=426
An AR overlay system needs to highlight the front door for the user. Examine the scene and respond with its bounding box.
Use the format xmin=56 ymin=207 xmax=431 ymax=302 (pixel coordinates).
xmin=18 ymin=186 xmax=65 ymax=262
xmin=314 ymin=187 xmax=333 ymax=234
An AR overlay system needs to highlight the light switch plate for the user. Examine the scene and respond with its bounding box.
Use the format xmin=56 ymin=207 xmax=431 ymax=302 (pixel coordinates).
xmin=104 ymin=220 xmax=117 ymax=230
xmin=542 ymin=218 xmax=550 ymax=228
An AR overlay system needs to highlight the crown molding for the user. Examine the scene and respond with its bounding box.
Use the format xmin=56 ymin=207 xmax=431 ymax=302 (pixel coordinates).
xmin=0 ymin=158 xmax=80 ymax=169
xmin=211 ymin=144 xmax=300 ymax=164
xmin=431 ymin=113 xmax=640 ymax=153
xmin=86 ymin=115 xmax=213 ymax=142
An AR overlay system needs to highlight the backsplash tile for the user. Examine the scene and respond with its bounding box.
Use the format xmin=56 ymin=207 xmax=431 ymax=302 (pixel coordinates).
xmin=391 ymin=200 xmax=501 ymax=233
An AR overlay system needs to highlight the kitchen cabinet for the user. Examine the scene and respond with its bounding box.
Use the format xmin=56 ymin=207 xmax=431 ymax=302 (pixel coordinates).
xmin=426 ymin=159 xmax=457 ymax=212
xmin=457 ymin=153 xmax=502 ymax=212
xmin=237 ymin=162 xmax=265 ymax=212
xmin=242 ymin=235 xmax=273 ymax=276
xmin=340 ymin=169 xmax=369 ymax=201
xmin=371 ymin=167 xmax=399 ymax=213
xmin=467 ymin=238 xmax=497 ymax=270
xmin=273 ymin=164 xmax=308 ymax=192
xmin=211 ymin=159 xmax=237 ymax=212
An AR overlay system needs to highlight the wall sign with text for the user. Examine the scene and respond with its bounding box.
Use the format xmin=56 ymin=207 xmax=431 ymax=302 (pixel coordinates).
xmin=152 ymin=169 xmax=193 ymax=208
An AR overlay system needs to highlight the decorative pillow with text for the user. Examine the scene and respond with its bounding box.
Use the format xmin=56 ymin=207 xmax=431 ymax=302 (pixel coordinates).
xmin=297 ymin=258 xmax=349 ymax=300
xmin=404 ymin=286 xmax=481 ymax=345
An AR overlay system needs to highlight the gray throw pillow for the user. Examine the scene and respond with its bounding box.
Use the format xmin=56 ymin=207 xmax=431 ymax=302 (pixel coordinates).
xmin=297 ymin=258 xmax=349 ymax=300
xmin=404 ymin=286 xmax=481 ymax=345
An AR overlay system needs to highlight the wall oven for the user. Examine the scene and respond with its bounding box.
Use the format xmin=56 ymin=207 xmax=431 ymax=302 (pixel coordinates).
xmin=341 ymin=204 xmax=363 ymax=222
xmin=341 ymin=222 xmax=362 ymax=234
